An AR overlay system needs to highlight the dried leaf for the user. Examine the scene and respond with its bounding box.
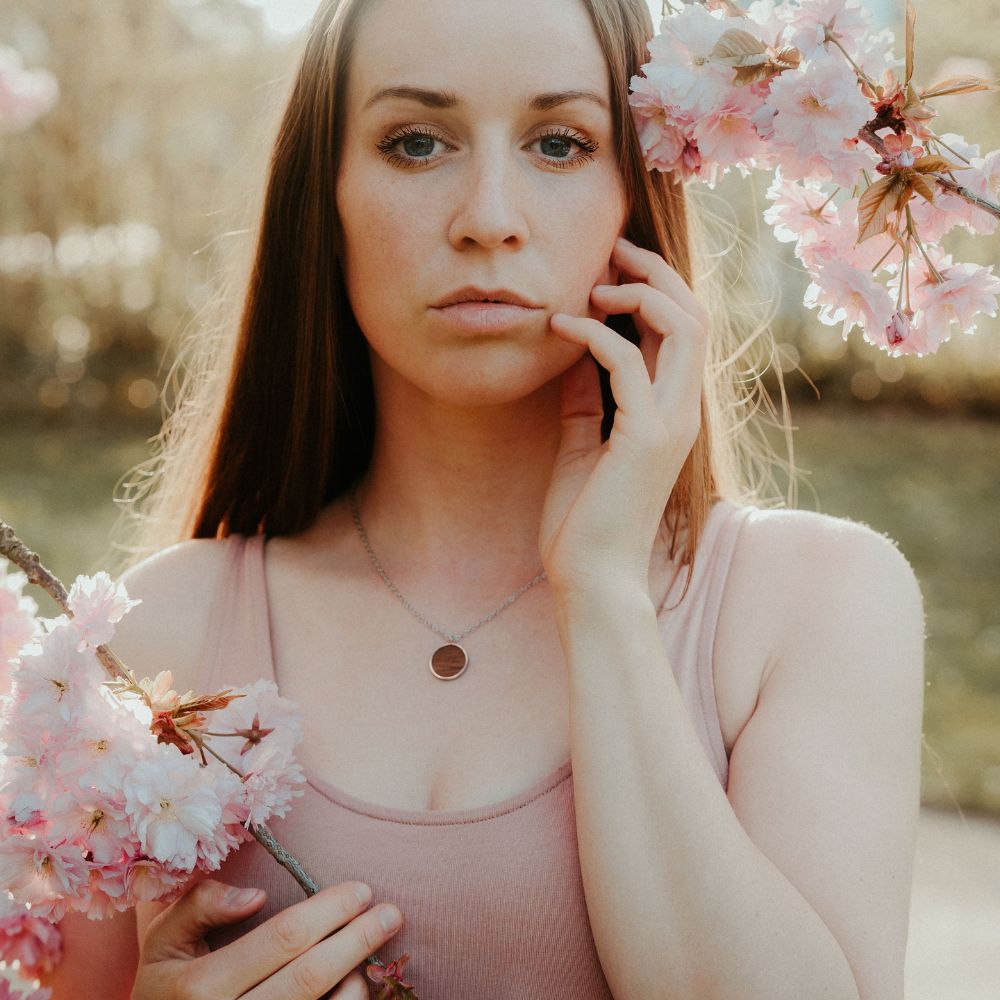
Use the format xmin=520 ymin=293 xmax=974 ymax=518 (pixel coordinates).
xmin=905 ymin=0 xmax=915 ymax=85
xmin=902 ymin=83 xmax=936 ymax=123
xmin=712 ymin=28 xmax=769 ymax=66
xmin=913 ymin=154 xmax=968 ymax=173
xmin=773 ymin=45 xmax=802 ymax=70
xmin=919 ymin=75 xmax=999 ymax=100
xmin=857 ymin=174 xmax=905 ymax=243
xmin=732 ymin=62 xmax=781 ymax=85
xmin=910 ymin=174 xmax=936 ymax=204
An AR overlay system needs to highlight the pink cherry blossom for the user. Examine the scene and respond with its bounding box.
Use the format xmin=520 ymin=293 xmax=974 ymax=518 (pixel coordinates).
xmin=763 ymin=171 xmax=837 ymax=244
xmin=66 ymin=572 xmax=141 ymax=651
xmin=906 ymin=190 xmax=968 ymax=242
xmin=12 ymin=623 xmax=104 ymax=726
xmin=766 ymin=53 xmax=873 ymax=161
xmin=798 ymin=196 xmax=896 ymax=273
xmin=646 ymin=3 xmax=739 ymax=116
xmin=691 ymin=86 xmax=768 ymax=172
xmin=786 ymin=0 xmax=871 ymax=59
xmin=1 ymin=561 xmax=309 ymax=979
xmin=866 ymin=308 xmax=934 ymax=357
xmin=907 ymin=255 xmax=1000 ymax=339
xmin=0 ymin=562 xmax=38 ymax=669
xmin=803 ymin=257 xmax=895 ymax=339
xmin=746 ymin=0 xmax=789 ymax=47
xmin=771 ymin=139 xmax=876 ymax=189
xmin=879 ymin=132 xmax=924 ymax=171
xmin=627 ymin=73 xmax=691 ymax=174
xmin=123 ymin=856 xmax=191 ymax=902
xmin=123 ymin=748 xmax=229 ymax=870
xmin=853 ymin=26 xmax=899 ymax=79
xmin=0 ymin=837 xmax=89 ymax=921
xmin=137 ymin=670 xmax=185 ymax=711
xmin=208 ymin=680 xmax=306 ymax=827
xmin=958 ymin=149 xmax=1000 ymax=236
xmin=0 ymin=897 xmax=61 ymax=978
xmin=45 ymin=790 xmax=133 ymax=866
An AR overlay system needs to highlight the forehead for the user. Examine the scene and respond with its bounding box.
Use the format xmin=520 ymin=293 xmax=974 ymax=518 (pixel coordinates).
xmin=346 ymin=0 xmax=611 ymax=112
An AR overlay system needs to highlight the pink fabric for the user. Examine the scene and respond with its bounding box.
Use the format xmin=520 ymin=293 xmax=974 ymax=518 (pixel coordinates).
xmin=202 ymin=499 xmax=757 ymax=996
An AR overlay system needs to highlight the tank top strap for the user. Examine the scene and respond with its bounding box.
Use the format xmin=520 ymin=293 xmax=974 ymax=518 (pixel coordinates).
xmin=657 ymin=499 xmax=757 ymax=787
xmin=199 ymin=533 xmax=272 ymax=694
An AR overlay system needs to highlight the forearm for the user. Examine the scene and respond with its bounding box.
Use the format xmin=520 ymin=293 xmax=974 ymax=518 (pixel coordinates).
xmin=552 ymin=583 xmax=862 ymax=1000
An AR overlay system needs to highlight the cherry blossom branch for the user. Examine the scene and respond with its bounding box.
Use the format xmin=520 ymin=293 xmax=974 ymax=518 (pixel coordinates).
xmin=857 ymin=126 xmax=1000 ymax=221
xmin=1 ymin=520 xmax=134 ymax=685
xmin=1 ymin=519 xmax=411 ymax=988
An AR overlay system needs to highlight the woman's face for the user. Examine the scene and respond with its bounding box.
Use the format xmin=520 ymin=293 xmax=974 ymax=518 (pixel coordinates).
xmin=335 ymin=0 xmax=629 ymax=408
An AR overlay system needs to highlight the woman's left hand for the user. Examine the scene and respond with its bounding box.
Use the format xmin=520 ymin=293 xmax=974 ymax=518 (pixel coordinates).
xmin=538 ymin=236 xmax=710 ymax=597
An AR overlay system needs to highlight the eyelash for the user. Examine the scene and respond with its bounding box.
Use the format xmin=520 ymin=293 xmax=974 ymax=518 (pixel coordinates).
xmin=375 ymin=124 xmax=600 ymax=170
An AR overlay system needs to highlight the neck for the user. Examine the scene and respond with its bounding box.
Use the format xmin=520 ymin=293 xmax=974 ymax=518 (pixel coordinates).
xmin=349 ymin=359 xmax=566 ymax=601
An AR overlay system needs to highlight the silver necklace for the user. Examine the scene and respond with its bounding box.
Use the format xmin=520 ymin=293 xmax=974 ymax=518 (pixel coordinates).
xmin=348 ymin=485 xmax=547 ymax=681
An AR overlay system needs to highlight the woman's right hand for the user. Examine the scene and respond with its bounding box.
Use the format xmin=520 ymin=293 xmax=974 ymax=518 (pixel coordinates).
xmin=130 ymin=877 xmax=404 ymax=999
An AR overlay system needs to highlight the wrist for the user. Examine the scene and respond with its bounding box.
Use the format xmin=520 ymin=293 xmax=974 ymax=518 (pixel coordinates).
xmin=549 ymin=575 xmax=656 ymax=620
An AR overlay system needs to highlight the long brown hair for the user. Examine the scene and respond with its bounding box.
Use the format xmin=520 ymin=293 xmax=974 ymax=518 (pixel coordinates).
xmin=109 ymin=0 xmax=796 ymax=595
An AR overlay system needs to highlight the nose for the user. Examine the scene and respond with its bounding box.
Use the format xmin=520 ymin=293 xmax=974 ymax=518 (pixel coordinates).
xmin=447 ymin=143 xmax=530 ymax=251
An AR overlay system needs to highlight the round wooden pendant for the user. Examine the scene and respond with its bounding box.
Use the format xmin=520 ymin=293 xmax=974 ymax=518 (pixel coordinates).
xmin=429 ymin=642 xmax=469 ymax=680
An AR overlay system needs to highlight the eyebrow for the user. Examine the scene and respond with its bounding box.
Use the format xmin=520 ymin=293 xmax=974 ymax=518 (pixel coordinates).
xmin=362 ymin=86 xmax=610 ymax=113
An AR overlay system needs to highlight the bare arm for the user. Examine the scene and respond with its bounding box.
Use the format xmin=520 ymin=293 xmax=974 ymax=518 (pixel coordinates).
xmin=552 ymin=511 xmax=924 ymax=1000
xmin=35 ymin=908 xmax=139 ymax=1000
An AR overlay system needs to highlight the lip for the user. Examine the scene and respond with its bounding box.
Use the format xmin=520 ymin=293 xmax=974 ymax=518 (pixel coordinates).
xmin=432 ymin=286 xmax=541 ymax=308
xmin=431 ymin=300 xmax=542 ymax=334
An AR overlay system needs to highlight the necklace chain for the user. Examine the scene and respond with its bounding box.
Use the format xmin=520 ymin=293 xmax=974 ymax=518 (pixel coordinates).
xmin=349 ymin=484 xmax=547 ymax=643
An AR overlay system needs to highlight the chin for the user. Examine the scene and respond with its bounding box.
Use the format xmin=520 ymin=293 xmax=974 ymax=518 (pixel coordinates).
xmin=404 ymin=338 xmax=582 ymax=410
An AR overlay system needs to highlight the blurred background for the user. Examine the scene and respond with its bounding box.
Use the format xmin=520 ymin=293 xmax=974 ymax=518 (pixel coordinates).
xmin=0 ymin=0 xmax=997 ymax=996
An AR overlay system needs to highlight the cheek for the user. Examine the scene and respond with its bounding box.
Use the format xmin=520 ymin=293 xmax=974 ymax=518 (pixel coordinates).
xmin=340 ymin=183 xmax=410 ymax=275
xmin=337 ymin=175 xmax=428 ymax=329
xmin=546 ymin=180 xmax=625 ymax=315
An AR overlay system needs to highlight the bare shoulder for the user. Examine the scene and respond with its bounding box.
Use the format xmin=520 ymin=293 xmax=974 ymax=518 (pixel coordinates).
xmin=112 ymin=536 xmax=232 ymax=696
xmin=713 ymin=505 xmax=924 ymax=749
xmin=715 ymin=505 xmax=925 ymax=999
xmin=743 ymin=505 xmax=920 ymax=651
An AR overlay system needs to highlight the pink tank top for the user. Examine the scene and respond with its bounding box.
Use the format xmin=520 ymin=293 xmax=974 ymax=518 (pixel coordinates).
xmin=202 ymin=499 xmax=756 ymax=996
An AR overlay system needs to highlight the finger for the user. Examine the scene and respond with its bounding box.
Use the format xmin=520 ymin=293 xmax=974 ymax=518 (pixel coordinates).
xmin=244 ymin=902 xmax=404 ymax=1000
xmin=329 ymin=968 xmax=369 ymax=998
xmin=589 ymin=282 xmax=700 ymax=379
xmin=550 ymin=314 xmax=657 ymax=426
xmin=612 ymin=237 xmax=709 ymax=329
xmin=140 ymin=878 xmax=266 ymax=963
xmin=196 ymin=881 xmax=373 ymax=997
xmin=588 ymin=282 xmax=707 ymax=414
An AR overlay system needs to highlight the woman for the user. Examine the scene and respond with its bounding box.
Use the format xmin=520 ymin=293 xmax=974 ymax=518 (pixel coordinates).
xmin=44 ymin=0 xmax=924 ymax=997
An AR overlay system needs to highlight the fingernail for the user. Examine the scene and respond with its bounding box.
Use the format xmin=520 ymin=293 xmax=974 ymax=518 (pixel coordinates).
xmin=227 ymin=886 xmax=262 ymax=907
xmin=354 ymin=883 xmax=372 ymax=904
xmin=379 ymin=906 xmax=402 ymax=932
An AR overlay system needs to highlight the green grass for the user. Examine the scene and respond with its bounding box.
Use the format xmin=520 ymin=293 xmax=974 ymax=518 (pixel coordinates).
xmin=1 ymin=407 xmax=998 ymax=815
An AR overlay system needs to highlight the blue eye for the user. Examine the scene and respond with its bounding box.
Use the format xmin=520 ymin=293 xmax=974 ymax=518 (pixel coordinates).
xmin=539 ymin=134 xmax=575 ymax=159
xmin=375 ymin=125 xmax=599 ymax=170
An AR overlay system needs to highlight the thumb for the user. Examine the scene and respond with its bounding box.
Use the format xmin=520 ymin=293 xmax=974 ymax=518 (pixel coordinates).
xmin=142 ymin=878 xmax=266 ymax=962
